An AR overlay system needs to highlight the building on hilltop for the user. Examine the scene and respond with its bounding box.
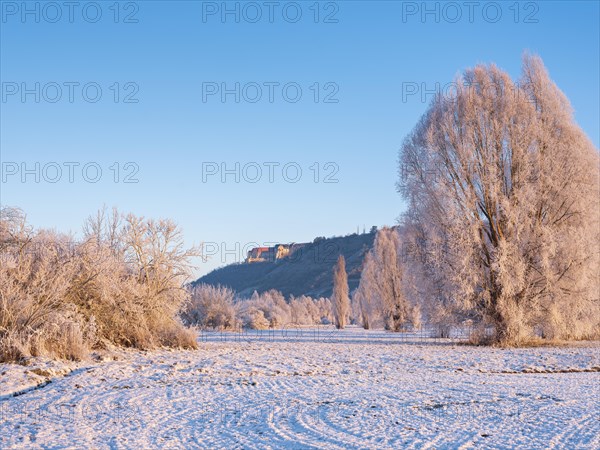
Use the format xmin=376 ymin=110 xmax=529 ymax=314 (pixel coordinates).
xmin=246 ymin=244 xmax=291 ymax=263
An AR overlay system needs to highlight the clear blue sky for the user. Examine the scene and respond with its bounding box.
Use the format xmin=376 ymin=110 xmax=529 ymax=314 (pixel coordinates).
xmin=1 ymin=1 xmax=599 ymax=277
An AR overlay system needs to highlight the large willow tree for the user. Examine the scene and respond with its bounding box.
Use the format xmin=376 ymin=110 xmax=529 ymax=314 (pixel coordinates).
xmin=398 ymin=54 xmax=600 ymax=345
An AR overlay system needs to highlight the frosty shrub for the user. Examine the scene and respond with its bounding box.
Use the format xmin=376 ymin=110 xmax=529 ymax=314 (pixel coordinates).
xmin=240 ymin=307 xmax=271 ymax=330
xmin=0 ymin=209 xmax=95 ymax=361
xmin=73 ymin=208 xmax=199 ymax=350
xmin=182 ymin=284 xmax=238 ymax=330
xmin=0 ymin=206 xmax=199 ymax=362
xmin=291 ymin=295 xmax=333 ymax=326
xmin=238 ymin=290 xmax=292 ymax=329
xmin=398 ymin=54 xmax=600 ymax=345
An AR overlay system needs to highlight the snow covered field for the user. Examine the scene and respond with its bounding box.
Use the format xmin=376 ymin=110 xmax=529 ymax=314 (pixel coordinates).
xmin=1 ymin=327 xmax=599 ymax=449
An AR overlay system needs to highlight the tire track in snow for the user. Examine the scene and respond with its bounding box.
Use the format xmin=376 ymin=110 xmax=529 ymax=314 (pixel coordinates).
xmin=1 ymin=335 xmax=598 ymax=449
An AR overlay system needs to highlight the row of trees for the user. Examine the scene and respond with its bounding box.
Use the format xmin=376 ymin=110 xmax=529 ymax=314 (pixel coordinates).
xmin=334 ymin=55 xmax=599 ymax=345
xmin=331 ymin=229 xmax=421 ymax=332
xmin=182 ymin=284 xmax=334 ymax=330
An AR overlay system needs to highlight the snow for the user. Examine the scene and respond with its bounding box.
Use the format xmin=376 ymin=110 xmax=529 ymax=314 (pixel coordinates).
xmin=1 ymin=327 xmax=599 ymax=449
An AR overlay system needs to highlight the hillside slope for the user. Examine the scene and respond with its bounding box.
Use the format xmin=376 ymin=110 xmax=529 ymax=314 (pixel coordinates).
xmin=193 ymin=233 xmax=376 ymax=298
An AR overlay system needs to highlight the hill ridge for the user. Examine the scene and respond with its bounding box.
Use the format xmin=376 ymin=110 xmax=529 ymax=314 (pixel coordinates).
xmin=193 ymin=232 xmax=376 ymax=298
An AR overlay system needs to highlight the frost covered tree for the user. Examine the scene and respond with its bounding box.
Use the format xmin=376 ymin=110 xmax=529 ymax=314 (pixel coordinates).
xmin=332 ymin=255 xmax=350 ymax=329
xmin=353 ymin=251 xmax=382 ymax=330
xmin=354 ymin=227 xmax=410 ymax=331
xmin=398 ymin=54 xmax=600 ymax=344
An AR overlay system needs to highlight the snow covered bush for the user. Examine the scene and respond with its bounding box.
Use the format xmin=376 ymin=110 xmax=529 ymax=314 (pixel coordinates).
xmin=0 ymin=209 xmax=95 ymax=361
xmin=240 ymin=307 xmax=271 ymax=330
xmin=0 ymin=206 xmax=199 ymax=363
xmin=290 ymin=295 xmax=333 ymax=325
xmin=314 ymin=297 xmax=334 ymax=325
xmin=398 ymin=54 xmax=600 ymax=345
xmin=238 ymin=290 xmax=292 ymax=329
xmin=182 ymin=284 xmax=238 ymax=330
xmin=73 ymin=208 xmax=199 ymax=350
xmin=260 ymin=290 xmax=292 ymax=328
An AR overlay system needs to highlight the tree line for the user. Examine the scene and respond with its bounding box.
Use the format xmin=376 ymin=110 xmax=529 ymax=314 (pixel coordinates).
xmin=1 ymin=55 xmax=597 ymax=361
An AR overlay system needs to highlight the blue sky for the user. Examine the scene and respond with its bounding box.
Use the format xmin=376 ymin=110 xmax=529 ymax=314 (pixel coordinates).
xmin=1 ymin=1 xmax=599 ymax=277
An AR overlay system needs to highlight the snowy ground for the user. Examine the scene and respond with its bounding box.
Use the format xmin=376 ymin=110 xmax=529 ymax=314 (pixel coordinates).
xmin=1 ymin=327 xmax=599 ymax=449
